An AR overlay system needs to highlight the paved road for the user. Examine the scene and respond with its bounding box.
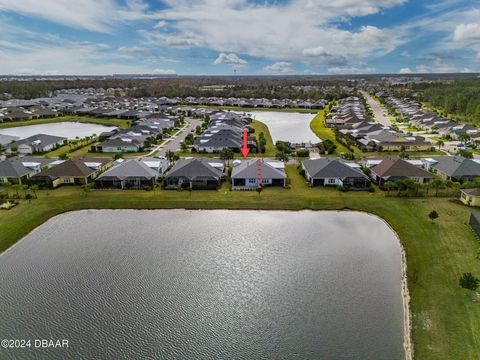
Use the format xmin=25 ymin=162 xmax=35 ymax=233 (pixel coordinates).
xmin=146 ymin=118 xmax=201 ymax=157
xmin=361 ymin=91 xmax=392 ymax=127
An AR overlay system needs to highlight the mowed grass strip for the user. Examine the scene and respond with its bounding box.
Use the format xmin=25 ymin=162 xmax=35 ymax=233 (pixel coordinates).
xmin=0 ymin=115 xmax=132 ymax=129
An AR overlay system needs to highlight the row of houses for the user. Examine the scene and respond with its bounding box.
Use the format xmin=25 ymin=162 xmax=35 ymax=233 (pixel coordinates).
xmin=0 ymin=88 xmax=326 ymax=124
xmin=377 ymin=93 xmax=479 ymax=141
xmin=192 ymin=111 xmax=257 ymax=153
xmin=327 ymin=97 xmax=432 ymax=152
xmin=2 ymin=154 xmax=480 ymax=191
xmin=92 ymin=113 xmax=179 ymax=153
xmin=0 ymin=105 xmax=60 ymax=122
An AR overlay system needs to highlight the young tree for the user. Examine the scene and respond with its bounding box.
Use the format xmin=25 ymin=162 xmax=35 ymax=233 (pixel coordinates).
xmin=219 ymin=148 xmax=234 ymax=165
xmin=276 ymin=150 xmax=290 ymax=163
xmin=436 ymin=139 xmax=444 ymax=151
xmin=428 ymin=210 xmax=439 ymax=222
xmin=459 ymin=272 xmax=479 ymax=291
xmin=29 ymin=184 xmax=39 ymax=199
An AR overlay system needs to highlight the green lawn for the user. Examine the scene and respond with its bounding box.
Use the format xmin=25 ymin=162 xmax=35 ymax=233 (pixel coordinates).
xmin=0 ymin=115 xmax=132 ymax=129
xmin=309 ymin=109 xmax=358 ymax=154
xmin=251 ymin=119 xmax=276 ymax=157
xmin=1 ymin=167 xmax=480 ymax=358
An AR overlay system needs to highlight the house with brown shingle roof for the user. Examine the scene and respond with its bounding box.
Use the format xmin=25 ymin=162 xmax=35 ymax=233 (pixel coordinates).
xmin=29 ymin=157 xmax=112 ymax=188
xmin=370 ymin=157 xmax=435 ymax=186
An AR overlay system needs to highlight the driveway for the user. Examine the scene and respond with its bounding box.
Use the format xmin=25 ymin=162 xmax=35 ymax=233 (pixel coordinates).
xmin=145 ymin=118 xmax=201 ymax=157
xmin=361 ymin=91 xmax=392 ymax=127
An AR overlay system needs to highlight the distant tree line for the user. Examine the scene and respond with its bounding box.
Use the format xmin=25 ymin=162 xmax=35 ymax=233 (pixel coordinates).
xmin=0 ymin=77 xmax=355 ymax=101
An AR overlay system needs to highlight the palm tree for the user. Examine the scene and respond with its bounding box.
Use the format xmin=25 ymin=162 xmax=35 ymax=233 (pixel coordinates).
xmin=12 ymin=184 xmax=22 ymax=198
xmin=459 ymin=133 xmax=471 ymax=146
xmin=430 ymin=179 xmax=444 ymax=197
xmin=2 ymin=181 xmax=12 ymax=198
xmin=30 ymin=184 xmax=39 ymax=199
xmin=436 ymin=139 xmax=444 ymax=151
xmin=385 ymin=181 xmax=395 ymax=196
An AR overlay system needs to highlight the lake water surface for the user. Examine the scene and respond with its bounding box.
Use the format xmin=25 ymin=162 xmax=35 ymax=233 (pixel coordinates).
xmin=0 ymin=122 xmax=117 ymax=140
xmin=242 ymin=111 xmax=319 ymax=143
xmin=0 ymin=210 xmax=404 ymax=359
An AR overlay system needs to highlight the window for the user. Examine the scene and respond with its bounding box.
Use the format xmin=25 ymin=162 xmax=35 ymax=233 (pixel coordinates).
xmin=63 ymin=177 xmax=71 ymax=183
xmin=327 ymin=178 xmax=337 ymax=184
xmin=247 ymin=178 xmax=257 ymax=184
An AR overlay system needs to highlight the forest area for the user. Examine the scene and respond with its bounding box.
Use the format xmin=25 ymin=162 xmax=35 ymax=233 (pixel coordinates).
xmin=408 ymin=78 xmax=480 ymax=125
xmin=0 ymin=76 xmax=354 ymax=101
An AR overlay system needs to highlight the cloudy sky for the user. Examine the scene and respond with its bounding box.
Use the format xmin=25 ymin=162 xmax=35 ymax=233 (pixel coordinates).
xmin=0 ymin=0 xmax=479 ymax=75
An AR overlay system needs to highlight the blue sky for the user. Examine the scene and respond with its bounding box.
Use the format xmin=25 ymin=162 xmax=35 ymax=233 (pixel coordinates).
xmin=0 ymin=0 xmax=479 ymax=75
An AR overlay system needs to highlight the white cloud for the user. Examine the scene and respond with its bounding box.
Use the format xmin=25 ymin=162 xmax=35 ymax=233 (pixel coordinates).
xmin=154 ymin=20 xmax=168 ymax=29
xmin=0 ymin=0 xmax=119 ymax=32
xmin=0 ymin=0 xmax=160 ymax=32
xmin=327 ymin=65 xmax=376 ymax=74
xmin=0 ymin=40 xmax=176 ymax=75
xmin=152 ymin=68 xmax=177 ymax=75
xmin=213 ymin=53 xmax=247 ymax=68
xmin=399 ymin=67 xmax=413 ymax=74
xmin=302 ymin=46 xmax=330 ymax=57
xmin=117 ymin=46 xmax=146 ymax=55
xmin=145 ymin=0 xmax=405 ymax=63
xmin=453 ymin=23 xmax=480 ymax=43
xmin=263 ymin=62 xmax=295 ymax=74
xmin=403 ymin=58 xmax=469 ymax=74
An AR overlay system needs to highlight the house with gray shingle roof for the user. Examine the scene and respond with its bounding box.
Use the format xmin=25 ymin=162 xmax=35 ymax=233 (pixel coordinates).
xmin=95 ymin=159 xmax=161 ymax=189
xmin=231 ymin=158 xmax=287 ymax=190
xmin=0 ymin=157 xmax=57 ymax=184
xmin=301 ymin=158 xmax=370 ymax=189
xmin=428 ymin=156 xmax=480 ymax=183
xmin=0 ymin=134 xmax=19 ymax=146
xmin=164 ymin=157 xmax=225 ymax=189
xmin=7 ymin=134 xmax=67 ymax=154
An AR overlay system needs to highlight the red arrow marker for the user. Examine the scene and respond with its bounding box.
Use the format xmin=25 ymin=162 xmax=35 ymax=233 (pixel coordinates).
xmin=240 ymin=128 xmax=250 ymax=158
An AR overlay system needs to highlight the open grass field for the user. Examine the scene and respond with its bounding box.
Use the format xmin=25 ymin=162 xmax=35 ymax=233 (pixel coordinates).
xmin=309 ymin=110 xmax=361 ymax=154
xmin=251 ymin=119 xmax=276 ymax=157
xmin=0 ymin=115 xmax=132 ymax=129
xmin=0 ymin=165 xmax=479 ymax=359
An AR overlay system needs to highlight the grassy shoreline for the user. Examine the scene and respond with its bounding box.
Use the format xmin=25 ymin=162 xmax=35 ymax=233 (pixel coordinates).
xmin=0 ymin=115 xmax=131 ymax=129
xmin=1 ymin=165 xmax=479 ymax=359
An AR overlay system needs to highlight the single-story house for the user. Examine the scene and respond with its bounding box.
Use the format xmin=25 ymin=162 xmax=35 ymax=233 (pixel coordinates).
xmin=8 ymin=134 xmax=67 ymax=154
xmin=95 ymin=159 xmax=160 ymax=189
xmin=428 ymin=156 xmax=480 ymax=183
xmin=0 ymin=134 xmax=20 ymax=146
xmin=461 ymin=188 xmax=480 ymax=207
xmin=231 ymin=158 xmax=287 ymax=190
xmin=92 ymin=138 xmax=141 ymax=153
xmin=0 ymin=157 xmax=57 ymax=184
xmin=370 ymin=157 xmax=435 ymax=186
xmin=301 ymin=158 xmax=370 ymax=189
xmin=29 ymin=157 xmax=112 ymax=188
xmin=164 ymin=158 xmax=224 ymax=189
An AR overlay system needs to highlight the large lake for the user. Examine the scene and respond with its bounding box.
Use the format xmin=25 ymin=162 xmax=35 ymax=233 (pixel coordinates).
xmin=241 ymin=111 xmax=319 ymax=143
xmin=0 ymin=122 xmax=117 ymax=140
xmin=0 ymin=210 xmax=404 ymax=359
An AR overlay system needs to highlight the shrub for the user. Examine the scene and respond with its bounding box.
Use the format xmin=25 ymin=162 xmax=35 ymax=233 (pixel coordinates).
xmin=459 ymin=273 xmax=479 ymax=290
